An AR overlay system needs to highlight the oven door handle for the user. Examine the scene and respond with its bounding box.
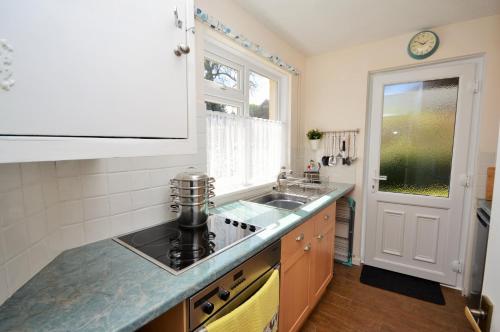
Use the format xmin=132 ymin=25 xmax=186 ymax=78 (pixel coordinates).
xmin=194 ymin=266 xmax=280 ymax=331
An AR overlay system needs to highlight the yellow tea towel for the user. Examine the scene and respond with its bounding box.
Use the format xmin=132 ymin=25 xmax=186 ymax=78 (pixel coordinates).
xmin=205 ymin=269 xmax=279 ymax=332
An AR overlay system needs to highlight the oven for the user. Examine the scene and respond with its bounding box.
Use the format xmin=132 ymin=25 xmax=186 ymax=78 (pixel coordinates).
xmin=189 ymin=241 xmax=281 ymax=331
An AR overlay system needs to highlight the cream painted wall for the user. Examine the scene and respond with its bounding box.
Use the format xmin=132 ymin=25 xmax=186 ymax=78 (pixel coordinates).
xmin=301 ymin=15 xmax=500 ymax=264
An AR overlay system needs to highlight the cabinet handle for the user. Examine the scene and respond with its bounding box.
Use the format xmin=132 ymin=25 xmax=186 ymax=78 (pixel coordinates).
xmin=295 ymin=233 xmax=304 ymax=241
xmin=304 ymin=243 xmax=311 ymax=252
xmin=316 ymin=234 xmax=324 ymax=240
xmin=174 ymin=44 xmax=190 ymax=56
xmin=324 ymin=214 xmax=330 ymax=220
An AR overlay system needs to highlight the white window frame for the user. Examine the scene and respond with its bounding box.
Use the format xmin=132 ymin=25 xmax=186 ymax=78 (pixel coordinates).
xmin=204 ymin=36 xmax=291 ymax=195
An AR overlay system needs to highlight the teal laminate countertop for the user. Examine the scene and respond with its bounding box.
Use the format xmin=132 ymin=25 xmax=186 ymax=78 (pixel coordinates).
xmin=0 ymin=182 xmax=354 ymax=332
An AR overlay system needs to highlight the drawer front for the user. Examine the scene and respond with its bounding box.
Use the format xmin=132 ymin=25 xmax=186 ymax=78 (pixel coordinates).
xmin=315 ymin=202 xmax=336 ymax=235
xmin=282 ymin=220 xmax=314 ymax=263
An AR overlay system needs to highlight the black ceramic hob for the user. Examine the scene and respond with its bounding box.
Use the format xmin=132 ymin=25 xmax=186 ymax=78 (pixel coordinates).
xmin=114 ymin=215 xmax=262 ymax=274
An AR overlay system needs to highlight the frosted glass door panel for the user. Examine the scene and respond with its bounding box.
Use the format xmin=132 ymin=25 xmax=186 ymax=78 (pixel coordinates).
xmin=379 ymin=78 xmax=459 ymax=197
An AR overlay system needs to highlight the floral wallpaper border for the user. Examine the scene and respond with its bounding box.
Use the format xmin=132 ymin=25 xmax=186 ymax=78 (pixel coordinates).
xmin=194 ymin=7 xmax=300 ymax=76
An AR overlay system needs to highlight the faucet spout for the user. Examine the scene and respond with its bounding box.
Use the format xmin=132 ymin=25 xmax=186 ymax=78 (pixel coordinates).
xmin=276 ymin=166 xmax=292 ymax=192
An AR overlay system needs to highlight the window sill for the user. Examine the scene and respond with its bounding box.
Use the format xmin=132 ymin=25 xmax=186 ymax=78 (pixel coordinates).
xmin=213 ymin=182 xmax=275 ymax=206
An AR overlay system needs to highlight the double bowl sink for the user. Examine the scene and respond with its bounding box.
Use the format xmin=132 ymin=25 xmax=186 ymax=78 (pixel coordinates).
xmin=247 ymin=192 xmax=312 ymax=211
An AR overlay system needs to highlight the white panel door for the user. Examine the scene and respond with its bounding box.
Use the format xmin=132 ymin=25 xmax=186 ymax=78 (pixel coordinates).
xmin=365 ymin=60 xmax=477 ymax=285
xmin=0 ymin=0 xmax=189 ymax=138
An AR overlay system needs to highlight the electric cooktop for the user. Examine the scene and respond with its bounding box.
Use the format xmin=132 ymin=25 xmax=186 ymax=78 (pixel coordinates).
xmin=114 ymin=215 xmax=262 ymax=274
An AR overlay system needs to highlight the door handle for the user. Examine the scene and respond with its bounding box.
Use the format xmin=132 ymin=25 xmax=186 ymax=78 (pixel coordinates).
xmin=372 ymin=175 xmax=387 ymax=181
xmin=316 ymin=234 xmax=324 ymax=240
xmin=304 ymin=243 xmax=311 ymax=252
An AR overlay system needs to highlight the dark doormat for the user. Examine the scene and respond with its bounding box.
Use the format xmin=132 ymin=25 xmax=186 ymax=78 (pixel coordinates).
xmin=360 ymin=265 xmax=445 ymax=305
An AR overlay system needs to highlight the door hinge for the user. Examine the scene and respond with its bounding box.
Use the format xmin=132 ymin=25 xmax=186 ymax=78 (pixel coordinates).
xmin=474 ymin=80 xmax=480 ymax=94
xmin=452 ymin=260 xmax=463 ymax=273
xmin=459 ymin=174 xmax=472 ymax=188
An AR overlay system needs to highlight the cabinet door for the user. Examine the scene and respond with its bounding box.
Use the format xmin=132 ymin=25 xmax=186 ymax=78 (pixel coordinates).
xmin=310 ymin=226 xmax=335 ymax=305
xmin=279 ymin=247 xmax=312 ymax=332
xmin=0 ymin=0 xmax=189 ymax=138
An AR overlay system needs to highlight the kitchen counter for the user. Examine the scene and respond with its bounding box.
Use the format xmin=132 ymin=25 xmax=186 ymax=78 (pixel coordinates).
xmin=0 ymin=182 xmax=354 ymax=332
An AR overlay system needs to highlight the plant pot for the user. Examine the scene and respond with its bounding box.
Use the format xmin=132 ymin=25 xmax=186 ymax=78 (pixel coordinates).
xmin=309 ymin=139 xmax=320 ymax=151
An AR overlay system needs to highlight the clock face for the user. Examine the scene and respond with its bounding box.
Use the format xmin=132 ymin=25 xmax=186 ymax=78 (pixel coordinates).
xmin=408 ymin=31 xmax=439 ymax=59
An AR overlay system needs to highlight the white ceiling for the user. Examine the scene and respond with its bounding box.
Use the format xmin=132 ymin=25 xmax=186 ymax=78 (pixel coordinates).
xmin=233 ymin=0 xmax=500 ymax=55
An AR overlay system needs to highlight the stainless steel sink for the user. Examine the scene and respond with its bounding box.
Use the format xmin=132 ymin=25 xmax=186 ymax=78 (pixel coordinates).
xmin=248 ymin=192 xmax=310 ymax=210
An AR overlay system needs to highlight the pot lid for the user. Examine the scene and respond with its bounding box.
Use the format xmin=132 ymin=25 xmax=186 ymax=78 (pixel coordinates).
xmin=173 ymin=168 xmax=210 ymax=182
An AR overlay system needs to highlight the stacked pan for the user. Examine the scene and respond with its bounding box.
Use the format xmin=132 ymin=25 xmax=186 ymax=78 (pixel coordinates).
xmin=170 ymin=169 xmax=215 ymax=228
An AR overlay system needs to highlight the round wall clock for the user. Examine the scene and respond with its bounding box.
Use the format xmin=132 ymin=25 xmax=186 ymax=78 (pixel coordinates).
xmin=407 ymin=31 xmax=439 ymax=60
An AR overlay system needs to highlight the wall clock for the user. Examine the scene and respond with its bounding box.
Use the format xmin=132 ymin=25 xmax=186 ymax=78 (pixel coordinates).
xmin=407 ymin=31 xmax=439 ymax=60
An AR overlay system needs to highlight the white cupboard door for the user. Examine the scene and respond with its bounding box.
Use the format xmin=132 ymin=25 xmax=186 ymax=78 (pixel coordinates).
xmin=0 ymin=0 xmax=189 ymax=138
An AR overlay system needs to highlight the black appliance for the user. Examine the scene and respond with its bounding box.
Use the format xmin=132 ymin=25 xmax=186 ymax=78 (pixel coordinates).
xmin=467 ymin=202 xmax=491 ymax=319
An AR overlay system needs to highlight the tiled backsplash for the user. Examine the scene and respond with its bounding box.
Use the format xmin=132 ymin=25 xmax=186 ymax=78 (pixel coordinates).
xmin=0 ymin=151 xmax=206 ymax=305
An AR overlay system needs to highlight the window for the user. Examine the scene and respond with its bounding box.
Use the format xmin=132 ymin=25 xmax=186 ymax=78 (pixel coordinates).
xmin=205 ymin=101 xmax=239 ymax=115
xmin=204 ymin=40 xmax=289 ymax=194
xmin=249 ymin=71 xmax=278 ymax=120
xmin=204 ymin=57 xmax=240 ymax=90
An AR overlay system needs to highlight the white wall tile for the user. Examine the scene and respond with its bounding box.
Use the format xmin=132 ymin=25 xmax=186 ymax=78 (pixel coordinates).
xmin=0 ymin=164 xmax=21 ymax=193
xmin=82 ymin=174 xmax=108 ymax=197
xmin=107 ymin=172 xmax=131 ymax=194
xmin=150 ymin=186 xmax=170 ymax=205
xmin=107 ymin=158 xmax=136 ymax=172
xmin=3 ymin=223 xmax=29 ymax=261
xmin=55 ymin=161 xmax=80 ymax=178
xmin=0 ymin=233 xmax=5 ymax=265
xmin=45 ymin=205 xmax=60 ymax=233
xmin=59 ymin=200 xmax=84 ymax=225
xmin=110 ymin=213 xmax=133 ymax=236
xmin=0 ymin=151 xmax=205 ymax=303
xmin=109 ymin=193 xmax=132 ymax=215
xmin=83 ymin=197 xmax=109 ymax=221
xmin=0 ymin=189 xmax=25 ymax=227
xmin=5 ymin=251 xmax=32 ymax=295
xmin=79 ymin=159 xmax=107 ymax=175
xmin=84 ymin=217 xmax=111 ymax=243
xmin=28 ymin=241 xmax=50 ymax=275
xmin=130 ymin=171 xmax=151 ymax=191
xmin=61 ymin=224 xmax=84 ymax=249
xmin=57 ymin=177 xmax=82 ymax=201
xmin=26 ymin=212 xmax=47 ymax=245
xmin=131 ymin=189 xmax=152 ymax=210
xmin=0 ymin=267 xmax=8 ymax=304
xmin=41 ymin=182 xmax=59 ymax=207
xmin=39 ymin=162 xmax=57 ymax=180
xmin=45 ymin=230 xmax=62 ymax=260
xmin=149 ymin=168 xmax=172 ymax=187
xmin=22 ymin=184 xmax=45 ymax=216
xmin=20 ymin=163 xmax=41 ymax=185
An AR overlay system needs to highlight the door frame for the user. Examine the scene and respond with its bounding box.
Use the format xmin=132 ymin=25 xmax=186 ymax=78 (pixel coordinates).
xmin=360 ymin=55 xmax=485 ymax=292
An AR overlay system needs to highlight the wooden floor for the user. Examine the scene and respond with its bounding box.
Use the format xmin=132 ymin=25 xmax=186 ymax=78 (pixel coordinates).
xmin=301 ymin=263 xmax=472 ymax=332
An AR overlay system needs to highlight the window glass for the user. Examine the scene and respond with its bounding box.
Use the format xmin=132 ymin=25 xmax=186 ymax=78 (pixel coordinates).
xmin=249 ymin=71 xmax=277 ymax=120
xmin=204 ymin=58 xmax=239 ymax=89
xmin=205 ymin=101 xmax=239 ymax=115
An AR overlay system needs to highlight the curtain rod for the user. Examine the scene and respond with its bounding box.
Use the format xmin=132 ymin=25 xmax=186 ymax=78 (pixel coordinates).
xmin=194 ymin=7 xmax=300 ymax=76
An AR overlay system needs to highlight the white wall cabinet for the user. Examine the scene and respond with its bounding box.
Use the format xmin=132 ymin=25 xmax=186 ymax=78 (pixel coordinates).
xmin=0 ymin=0 xmax=196 ymax=162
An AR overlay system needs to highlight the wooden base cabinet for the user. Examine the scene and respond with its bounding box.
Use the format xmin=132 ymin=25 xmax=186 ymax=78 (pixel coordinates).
xmin=279 ymin=202 xmax=336 ymax=332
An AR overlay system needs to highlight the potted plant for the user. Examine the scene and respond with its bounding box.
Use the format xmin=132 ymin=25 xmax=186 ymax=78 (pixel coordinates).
xmin=306 ymin=129 xmax=323 ymax=150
